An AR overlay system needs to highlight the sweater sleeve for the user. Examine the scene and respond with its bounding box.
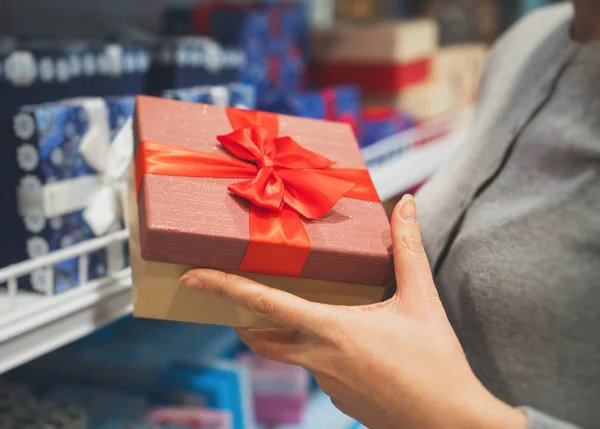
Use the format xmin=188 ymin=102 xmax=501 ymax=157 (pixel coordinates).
xmin=520 ymin=407 xmax=582 ymax=429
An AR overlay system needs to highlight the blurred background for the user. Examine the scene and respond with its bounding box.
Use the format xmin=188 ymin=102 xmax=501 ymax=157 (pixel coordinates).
xmin=0 ymin=1 xmax=560 ymax=428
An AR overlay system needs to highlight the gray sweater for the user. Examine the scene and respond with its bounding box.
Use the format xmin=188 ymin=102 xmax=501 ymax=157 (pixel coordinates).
xmin=416 ymin=3 xmax=599 ymax=429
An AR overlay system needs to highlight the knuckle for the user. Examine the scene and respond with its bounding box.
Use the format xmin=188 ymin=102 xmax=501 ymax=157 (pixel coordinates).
xmin=399 ymin=230 xmax=424 ymax=254
xmin=252 ymin=291 xmax=279 ymax=319
xmin=212 ymin=272 xmax=233 ymax=297
xmin=320 ymin=313 xmax=348 ymax=344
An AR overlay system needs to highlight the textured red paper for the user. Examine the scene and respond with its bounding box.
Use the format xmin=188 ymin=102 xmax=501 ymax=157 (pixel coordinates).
xmin=135 ymin=96 xmax=393 ymax=287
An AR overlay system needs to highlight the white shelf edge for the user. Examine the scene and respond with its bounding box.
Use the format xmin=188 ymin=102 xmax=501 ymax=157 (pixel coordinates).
xmin=368 ymin=128 xmax=467 ymax=201
xmin=0 ymin=269 xmax=132 ymax=374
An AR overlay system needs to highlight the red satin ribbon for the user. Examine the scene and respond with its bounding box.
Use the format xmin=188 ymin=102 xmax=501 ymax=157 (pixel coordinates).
xmin=313 ymin=58 xmax=431 ymax=94
xmin=136 ymin=108 xmax=379 ymax=277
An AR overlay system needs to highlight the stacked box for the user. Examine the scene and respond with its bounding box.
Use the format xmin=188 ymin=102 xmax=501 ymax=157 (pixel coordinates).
xmin=163 ymin=83 xmax=257 ymax=109
xmin=360 ymin=107 xmax=415 ymax=148
xmin=0 ymin=46 xmax=74 ymax=248
xmin=146 ymin=408 xmax=233 ymax=429
xmin=366 ymin=43 xmax=488 ymax=120
xmin=63 ymin=40 xmax=151 ymax=98
xmin=163 ymin=1 xmax=308 ymax=109
xmin=278 ymin=86 xmax=359 ymax=122
xmin=276 ymin=86 xmax=361 ymax=137
xmin=238 ymin=353 xmax=310 ymax=425
xmin=433 ymin=43 xmax=488 ymax=107
xmin=146 ymin=37 xmax=245 ymax=95
xmin=311 ymin=20 xmax=437 ymax=95
xmin=2 ymin=97 xmax=134 ymax=293
xmin=335 ymin=0 xmax=418 ymax=22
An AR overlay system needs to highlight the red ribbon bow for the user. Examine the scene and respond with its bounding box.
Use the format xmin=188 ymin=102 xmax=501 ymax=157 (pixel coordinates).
xmin=136 ymin=108 xmax=379 ymax=277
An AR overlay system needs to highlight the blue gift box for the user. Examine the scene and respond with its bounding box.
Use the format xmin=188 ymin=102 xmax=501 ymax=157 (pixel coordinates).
xmin=158 ymin=360 xmax=254 ymax=429
xmin=0 ymin=46 xmax=75 ymax=239
xmin=279 ymin=86 xmax=360 ymax=122
xmin=147 ymin=37 xmax=245 ymax=95
xmin=2 ymin=97 xmax=135 ymax=293
xmin=163 ymin=82 xmax=256 ymax=109
xmin=161 ymin=3 xmax=307 ymax=110
xmin=64 ymin=41 xmax=151 ymax=98
xmin=361 ymin=108 xmax=415 ymax=149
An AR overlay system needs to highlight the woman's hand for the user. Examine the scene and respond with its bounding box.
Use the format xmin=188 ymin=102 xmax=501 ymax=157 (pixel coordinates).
xmin=181 ymin=195 xmax=527 ymax=429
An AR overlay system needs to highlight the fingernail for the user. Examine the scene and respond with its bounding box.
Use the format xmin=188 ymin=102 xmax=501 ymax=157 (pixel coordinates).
xmin=397 ymin=195 xmax=417 ymax=223
xmin=180 ymin=274 xmax=203 ymax=290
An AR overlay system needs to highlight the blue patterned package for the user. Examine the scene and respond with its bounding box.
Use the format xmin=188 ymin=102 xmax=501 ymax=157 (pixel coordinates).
xmin=241 ymin=46 xmax=304 ymax=110
xmin=163 ymin=82 xmax=256 ymax=109
xmin=64 ymin=41 xmax=151 ymax=98
xmin=277 ymin=86 xmax=361 ymax=138
xmin=147 ymin=37 xmax=245 ymax=95
xmin=0 ymin=46 xmax=74 ymax=240
xmin=161 ymin=2 xmax=307 ymax=110
xmin=191 ymin=1 xmax=306 ymax=54
xmin=360 ymin=108 xmax=415 ymax=149
xmin=279 ymin=86 xmax=359 ymax=120
xmin=2 ymin=97 xmax=135 ymax=293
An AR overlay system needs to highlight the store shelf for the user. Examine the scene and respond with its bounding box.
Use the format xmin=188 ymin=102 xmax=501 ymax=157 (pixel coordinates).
xmin=367 ymin=127 xmax=467 ymax=201
xmin=362 ymin=109 xmax=471 ymax=202
xmin=0 ymin=230 xmax=131 ymax=374
xmin=0 ymin=110 xmax=471 ymax=375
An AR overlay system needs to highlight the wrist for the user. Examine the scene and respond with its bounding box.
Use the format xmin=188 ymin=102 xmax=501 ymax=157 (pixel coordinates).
xmin=448 ymin=382 xmax=528 ymax=429
xmin=463 ymin=390 xmax=528 ymax=429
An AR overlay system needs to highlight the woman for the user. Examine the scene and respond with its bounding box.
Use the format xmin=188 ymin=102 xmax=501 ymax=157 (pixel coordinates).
xmin=180 ymin=2 xmax=600 ymax=428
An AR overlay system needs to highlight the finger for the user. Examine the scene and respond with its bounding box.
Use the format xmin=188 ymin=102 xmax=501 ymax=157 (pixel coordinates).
xmin=181 ymin=269 xmax=337 ymax=337
xmin=391 ymin=194 xmax=439 ymax=307
xmin=235 ymin=328 xmax=312 ymax=366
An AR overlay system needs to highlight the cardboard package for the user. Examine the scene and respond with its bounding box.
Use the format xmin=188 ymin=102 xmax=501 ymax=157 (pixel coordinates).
xmin=311 ymin=20 xmax=438 ymax=95
xmin=365 ymin=43 xmax=487 ymax=121
xmin=130 ymin=96 xmax=393 ymax=328
xmin=433 ymin=43 xmax=488 ymax=107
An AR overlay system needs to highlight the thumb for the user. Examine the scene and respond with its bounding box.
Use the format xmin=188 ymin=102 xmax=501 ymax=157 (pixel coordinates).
xmin=391 ymin=195 xmax=439 ymax=308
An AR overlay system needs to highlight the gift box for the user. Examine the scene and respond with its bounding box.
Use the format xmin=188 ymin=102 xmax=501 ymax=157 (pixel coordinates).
xmin=163 ymin=83 xmax=257 ymax=109
xmin=425 ymin=0 xmax=499 ymax=44
xmin=433 ymin=43 xmax=488 ymax=108
xmin=189 ymin=1 xmax=306 ymax=54
xmin=277 ymin=86 xmax=360 ymax=134
xmin=247 ymin=44 xmax=305 ymax=110
xmin=360 ymin=107 xmax=415 ymax=148
xmin=162 ymin=2 xmax=307 ymax=110
xmin=335 ymin=0 xmax=418 ymax=22
xmin=64 ymin=40 xmax=151 ymax=98
xmin=311 ymin=20 xmax=438 ymax=95
xmin=146 ymin=407 xmax=233 ymax=429
xmin=2 ymin=97 xmax=134 ymax=293
xmin=146 ymin=37 xmax=245 ymax=95
xmin=238 ymin=353 xmax=310 ymax=425
xmin=365 ymin=82 xmax=455 ymax=122
xmin=0 ymin=45 xmax=76 ymax=274
xmin=129 ymin=96 xmax=392 ymax=328
xmin=158 ymin=360 xmax=254 ymax=429
xmin=0 ymin=46 xmax=73 ymax=196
